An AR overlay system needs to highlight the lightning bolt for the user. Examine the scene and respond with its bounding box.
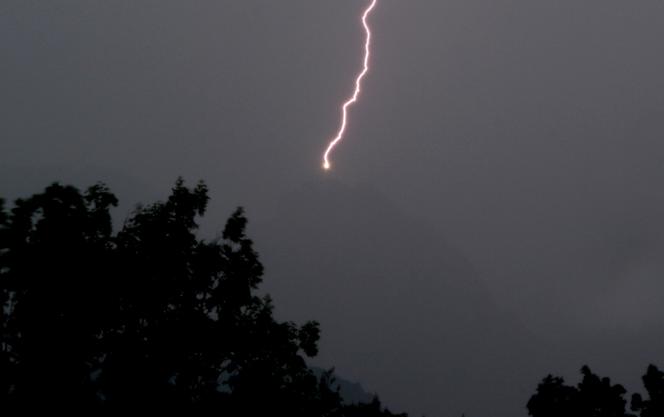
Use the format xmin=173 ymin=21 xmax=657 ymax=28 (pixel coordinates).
xmin=322 ymin=0 xmax=379 ymax=171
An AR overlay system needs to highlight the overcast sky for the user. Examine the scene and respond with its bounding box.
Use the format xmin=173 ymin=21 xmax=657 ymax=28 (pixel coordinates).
xmin=2 ymin=1 xmax=664 ymax=416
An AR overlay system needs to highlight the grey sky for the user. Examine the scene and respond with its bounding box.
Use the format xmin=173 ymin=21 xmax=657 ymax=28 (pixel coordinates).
xmin=2 ymin=1 xmax=664 ymax=416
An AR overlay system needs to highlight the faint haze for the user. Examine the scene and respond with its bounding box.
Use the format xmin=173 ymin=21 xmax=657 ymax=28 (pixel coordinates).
xmin=2 ymin=1 xmax=664 ymax=416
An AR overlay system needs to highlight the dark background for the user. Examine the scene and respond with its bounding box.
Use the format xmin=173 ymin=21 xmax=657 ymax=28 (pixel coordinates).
xmin=2 ymin=1 xmax=663 ymax=416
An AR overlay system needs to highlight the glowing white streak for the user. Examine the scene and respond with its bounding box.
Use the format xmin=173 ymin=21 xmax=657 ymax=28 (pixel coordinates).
xmin=322 ymin=0 xmax=378 ymax=171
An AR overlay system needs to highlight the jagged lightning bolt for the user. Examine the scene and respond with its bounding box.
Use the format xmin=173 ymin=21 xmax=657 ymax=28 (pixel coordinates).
xmin=322 ymin=0 xmax=379 ymax=171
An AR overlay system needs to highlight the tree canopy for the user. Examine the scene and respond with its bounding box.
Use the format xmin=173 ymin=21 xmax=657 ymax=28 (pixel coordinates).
xmin=0 ymin=180 xmax=404 ymax=416
xmin=528 ymin=365 xmax=664 ymax=417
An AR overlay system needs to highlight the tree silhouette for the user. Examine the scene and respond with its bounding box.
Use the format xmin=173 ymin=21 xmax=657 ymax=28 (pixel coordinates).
xmin=528 ymin=366 xmax=633 ymax=417
xmin=527 ymin=375 xmax=579 ymax=417
xmin=577 ymin=365 xmax=631 ymax=417
xmin=0 ymin=183 xmax=118 ymax=411
xmin=0 ymin=180 xmax=406 ymax=416
xmin=632 ymin=365 xmax=664 ymax=417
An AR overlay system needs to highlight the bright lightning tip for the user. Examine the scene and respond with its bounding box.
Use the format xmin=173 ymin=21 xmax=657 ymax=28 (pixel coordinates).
xmin=323 ymin=162 xmax=331 ymax=171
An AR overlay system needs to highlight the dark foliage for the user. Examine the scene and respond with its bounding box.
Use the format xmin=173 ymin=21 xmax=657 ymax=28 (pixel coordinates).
xmin=343 ymin=397 xmax=409 ymax=417
xmin=529 ymin=365 xmax=664 ymax=417
xmin=0 ymin=180 xmax=404 ymax=416
xmin=631 ymin=365 xmax=664 ymax=417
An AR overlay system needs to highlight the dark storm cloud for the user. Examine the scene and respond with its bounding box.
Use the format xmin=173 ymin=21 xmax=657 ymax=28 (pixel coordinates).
xmin=2 ymin=1 xmax=664 ymax=416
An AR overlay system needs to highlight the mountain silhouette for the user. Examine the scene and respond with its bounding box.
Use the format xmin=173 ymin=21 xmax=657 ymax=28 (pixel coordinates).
xmin=311 ymin=367 xmax=375 ymax=405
